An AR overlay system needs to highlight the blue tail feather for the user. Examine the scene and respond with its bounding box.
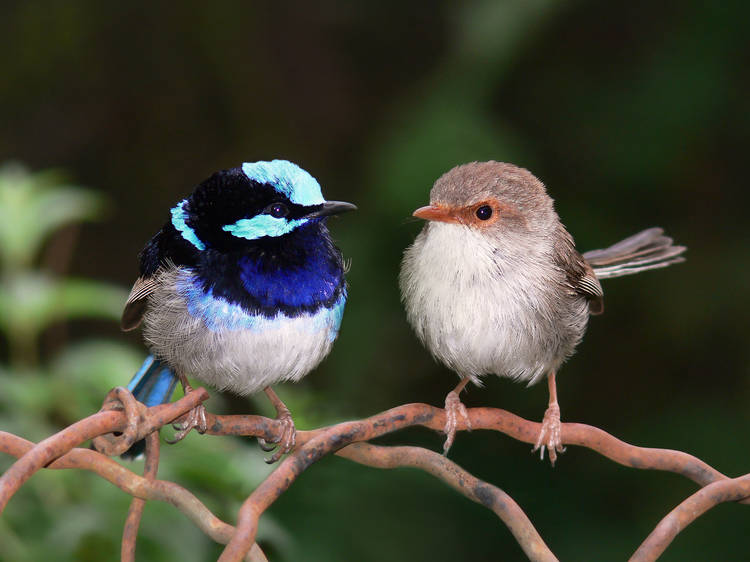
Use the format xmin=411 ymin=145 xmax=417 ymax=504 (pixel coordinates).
xmin=127 ymin=355 xmax=179 ymax=407
xmin=121 ymin=355 xmax=178 ymax=459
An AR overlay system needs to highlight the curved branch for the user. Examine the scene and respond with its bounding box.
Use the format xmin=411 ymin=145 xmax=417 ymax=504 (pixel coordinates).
xmin=0 ymin=432 xmax=267 ymax=561
xmin=209 ymin=403 xmax=741 ymax=495
xmin=216 ymin=404 xmax=749 ymax=560
xmin=122 ymin=431 xmax=160 ymax=562
xmin=3 ymin=391 xmax=749 ymax=561
xmin=337 ymin=442 xmax=558 ymax=562
xmin=0 ymin=387 xmax=209 ymax=514
xmin=630 ymin=473 xmax=750 ymax=561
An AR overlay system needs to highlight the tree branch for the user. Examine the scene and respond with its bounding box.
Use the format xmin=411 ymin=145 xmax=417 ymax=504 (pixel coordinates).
xmin=337 ymin=442 xmax=557 ymax=561
xmin=0 ymin=431 xmax=267 ymax=561
xmin=1 ymin=389 xmax=749 ymax=561
xmin=630 ymin=472 xmax=750 ymax=561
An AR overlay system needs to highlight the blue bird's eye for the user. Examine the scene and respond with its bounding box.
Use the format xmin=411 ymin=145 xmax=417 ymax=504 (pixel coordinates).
xmin=267 ymin=203 xmax=289 ymax=218
xmin=475 ymin=205 xmax=493 ymax=220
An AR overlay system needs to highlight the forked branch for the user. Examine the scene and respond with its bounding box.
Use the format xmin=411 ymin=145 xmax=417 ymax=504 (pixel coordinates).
xmin=1 ymin=388 xmax=748 ymax=561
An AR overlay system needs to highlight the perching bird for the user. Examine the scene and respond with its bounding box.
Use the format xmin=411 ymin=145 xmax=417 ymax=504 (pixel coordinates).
xmin=121 ymin=160 xmax=355 ymax=461
xmin=400 ymin=161 xmax=685 ymax=463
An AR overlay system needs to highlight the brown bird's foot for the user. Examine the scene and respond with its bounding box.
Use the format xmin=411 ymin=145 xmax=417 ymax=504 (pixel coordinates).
xmin=167 ymin=375 xmax=208 ymax=444
xmin=168 ymin=403 xmax=208 ymax=443
xmin=531 ymin=371 xmax=565 ymax=465
xmin=258 ymin=387 xmax=297 ymax=464
xmin=443 ymin=378 xmax=472 ymax=454
xmin=532 ymin=402 xmax=565 ymax=465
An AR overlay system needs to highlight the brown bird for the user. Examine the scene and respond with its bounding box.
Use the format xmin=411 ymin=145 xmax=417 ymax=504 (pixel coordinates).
xmin=400 ymin=161 xmax=686 ymax=463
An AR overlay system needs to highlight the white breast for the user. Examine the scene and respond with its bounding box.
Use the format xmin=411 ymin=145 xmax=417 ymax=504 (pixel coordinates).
xmin=142 ymin=268 xmax=343 ymax=396
xmin=400 ymin=222 xmax=588 ymax=386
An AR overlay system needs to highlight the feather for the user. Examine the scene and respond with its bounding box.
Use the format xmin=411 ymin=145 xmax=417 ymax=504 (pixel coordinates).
xmin=121 ymin=355 xmax=178 ymax=460
xmin=583 ymin=228 xmax=686 ymax=280
xmin=121 ymin=276 xmax=160 ymax=331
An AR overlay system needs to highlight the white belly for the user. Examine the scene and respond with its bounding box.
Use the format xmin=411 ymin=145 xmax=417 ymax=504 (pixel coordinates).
xmin=142 ymin=268 xmax=343 ymax=395
xmin=400 ymin=222 xmax=587 ymax=385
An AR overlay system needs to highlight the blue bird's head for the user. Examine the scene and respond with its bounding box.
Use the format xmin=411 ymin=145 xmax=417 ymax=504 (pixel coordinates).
xmin=171 ymin=160 xmax=356 ymax=252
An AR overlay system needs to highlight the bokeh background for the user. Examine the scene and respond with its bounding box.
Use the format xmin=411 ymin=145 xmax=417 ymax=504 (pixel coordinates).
xmin=2 ymin=1 xmax=749 ymax=560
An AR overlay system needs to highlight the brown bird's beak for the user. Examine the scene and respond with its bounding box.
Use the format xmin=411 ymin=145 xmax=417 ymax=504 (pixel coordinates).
xmin=412 ymin=205 xmax=459 ymax=224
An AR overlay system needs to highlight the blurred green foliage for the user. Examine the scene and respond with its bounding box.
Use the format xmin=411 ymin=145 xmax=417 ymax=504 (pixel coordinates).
xmin=1 ymin=0 xmax=749 ymax=560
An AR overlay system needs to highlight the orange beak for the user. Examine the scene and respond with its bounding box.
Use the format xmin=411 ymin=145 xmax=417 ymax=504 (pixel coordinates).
xmin=412 ymin=205 xmax=459 ymax=224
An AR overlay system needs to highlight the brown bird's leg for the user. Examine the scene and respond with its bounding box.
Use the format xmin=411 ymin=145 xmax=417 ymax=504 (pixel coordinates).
xmin=443 ymin=376 xmax=472 ymax=454
xmin=532 ymin=371 xmax=565 ymax=465
xmin=168 ymin=373 xmax=208 ymax=443
xmin=257 ymin=387 xmax=296 ymax=464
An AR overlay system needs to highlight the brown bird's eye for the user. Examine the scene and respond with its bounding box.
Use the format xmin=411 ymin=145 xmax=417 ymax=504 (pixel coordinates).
xmin=475 ymin=205 xmax=493 ymax=220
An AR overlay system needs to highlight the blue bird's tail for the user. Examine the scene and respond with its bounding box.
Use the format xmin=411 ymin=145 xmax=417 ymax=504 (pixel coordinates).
xmin=120 ymin=355 xmax=178 ymax=460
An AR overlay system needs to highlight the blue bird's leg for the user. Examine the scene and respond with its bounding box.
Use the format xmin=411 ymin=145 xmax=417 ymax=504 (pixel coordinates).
xmin=258 ymin=387 xmax=296 ymax=464
xmin=121 ymin=355 xmax=179 ymax=460
xmin=167 ymin=373 xmax=208 ymax=443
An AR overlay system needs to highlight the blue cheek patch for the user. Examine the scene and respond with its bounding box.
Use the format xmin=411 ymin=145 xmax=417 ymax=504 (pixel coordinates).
xmin=242 ymin=160 xmax=325 ymax=206
xmin=171 ymin=200 xmax=206 ymax=251
xmin=223 ymin=215 xmax=308 ymax=240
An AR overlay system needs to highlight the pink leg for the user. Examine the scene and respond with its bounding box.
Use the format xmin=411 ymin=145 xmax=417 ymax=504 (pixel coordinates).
xmin=258 ymin=387 xmax=296 ymax=464
xmin=443 ymin=377 xmax=472 ymax=454
xmin=167 ymin=374 xmax=208 ymax=444
xmin=532 ymin=372 xmax=565 ymax=465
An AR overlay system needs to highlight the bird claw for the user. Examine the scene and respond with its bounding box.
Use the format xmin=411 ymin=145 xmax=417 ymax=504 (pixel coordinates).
xmin=443 ymin=389 xmax=472 ymax=454
xmin=262 ymin=409 xmax=296 ymax=464
xmin=167 ymin=404 xmax=208 ymax=444
xmin=532 ymin=402 xmax=565 ymax=465
xmin=257 ymin=438 xmax=277 ymax=452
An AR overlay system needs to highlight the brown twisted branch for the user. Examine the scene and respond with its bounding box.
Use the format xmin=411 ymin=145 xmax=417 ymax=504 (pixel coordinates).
xmin=337 ymin=442 xmax=558 ymax=562
xmin=122 ymin=431 xmax=160 ymax=562
xmin=630 ymin=472 xmax=750 ymax=561
xmin=204 ymin=404 xmax=740 ymax=495
xmin=2 ymin=389 xmax=749 ymax=561
xmin=0 ymin=386 xmax=208 ymax=513
xmin=0 ymin=431 xmax=267 ymax=562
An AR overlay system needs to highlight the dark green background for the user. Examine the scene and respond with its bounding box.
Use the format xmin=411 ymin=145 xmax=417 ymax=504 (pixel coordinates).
xmin=2 ymin=1 xmax=749 ymax=560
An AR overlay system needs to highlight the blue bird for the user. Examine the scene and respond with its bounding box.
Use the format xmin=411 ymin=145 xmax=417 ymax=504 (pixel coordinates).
xmin=121 ymin=160 xmax=355 ymax=461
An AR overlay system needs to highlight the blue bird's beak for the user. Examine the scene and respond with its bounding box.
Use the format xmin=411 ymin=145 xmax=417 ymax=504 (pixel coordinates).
xmin=305 ymin=201 xmax=357 ymax=218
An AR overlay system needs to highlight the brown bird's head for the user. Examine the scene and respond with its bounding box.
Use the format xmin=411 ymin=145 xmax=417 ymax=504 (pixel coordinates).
xmin=412 ymin=161 xmax=558 ymax=238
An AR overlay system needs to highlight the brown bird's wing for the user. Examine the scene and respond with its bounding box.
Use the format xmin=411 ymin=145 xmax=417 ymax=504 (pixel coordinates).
xmin=576 ymin=261 xmax=604 ymax=315
xmin=121 ymin=276 xmax=159 ymax=331
xmin=553 ymin=225 xmax=604 ymax=315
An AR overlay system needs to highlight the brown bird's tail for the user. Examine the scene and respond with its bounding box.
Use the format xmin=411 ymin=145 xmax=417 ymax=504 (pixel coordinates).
xmin=583 ymin=227 xmax=686 ymax=280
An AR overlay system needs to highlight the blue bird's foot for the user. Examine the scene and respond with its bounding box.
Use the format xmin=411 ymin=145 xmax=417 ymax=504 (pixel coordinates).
xmin=443 ymin=377 xmax=472 ymax=455
xmin=167 ymin=404 xmax=208 ymax=443
xmin=259 ymin=387 xmax=296 ymax=464
xmin=168 ymin=374 xmax=208 ymax=443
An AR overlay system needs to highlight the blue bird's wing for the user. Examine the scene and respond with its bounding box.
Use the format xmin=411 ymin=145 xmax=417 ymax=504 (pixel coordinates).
xmin=121 ymin=276 xmax=159 ymax=331
xmin=121 ymin=355 xmax=179 ymax=460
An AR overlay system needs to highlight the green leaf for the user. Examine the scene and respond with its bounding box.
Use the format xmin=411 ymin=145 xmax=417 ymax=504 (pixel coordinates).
xmin=0 ymin=273 xmax=127 ymax=338
xmin=0 ymin=163 xmax=105 ymax=270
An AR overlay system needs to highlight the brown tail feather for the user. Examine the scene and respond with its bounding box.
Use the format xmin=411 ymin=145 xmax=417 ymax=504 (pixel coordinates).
xmin=583 ymin=228 xmax=686 ymax=280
